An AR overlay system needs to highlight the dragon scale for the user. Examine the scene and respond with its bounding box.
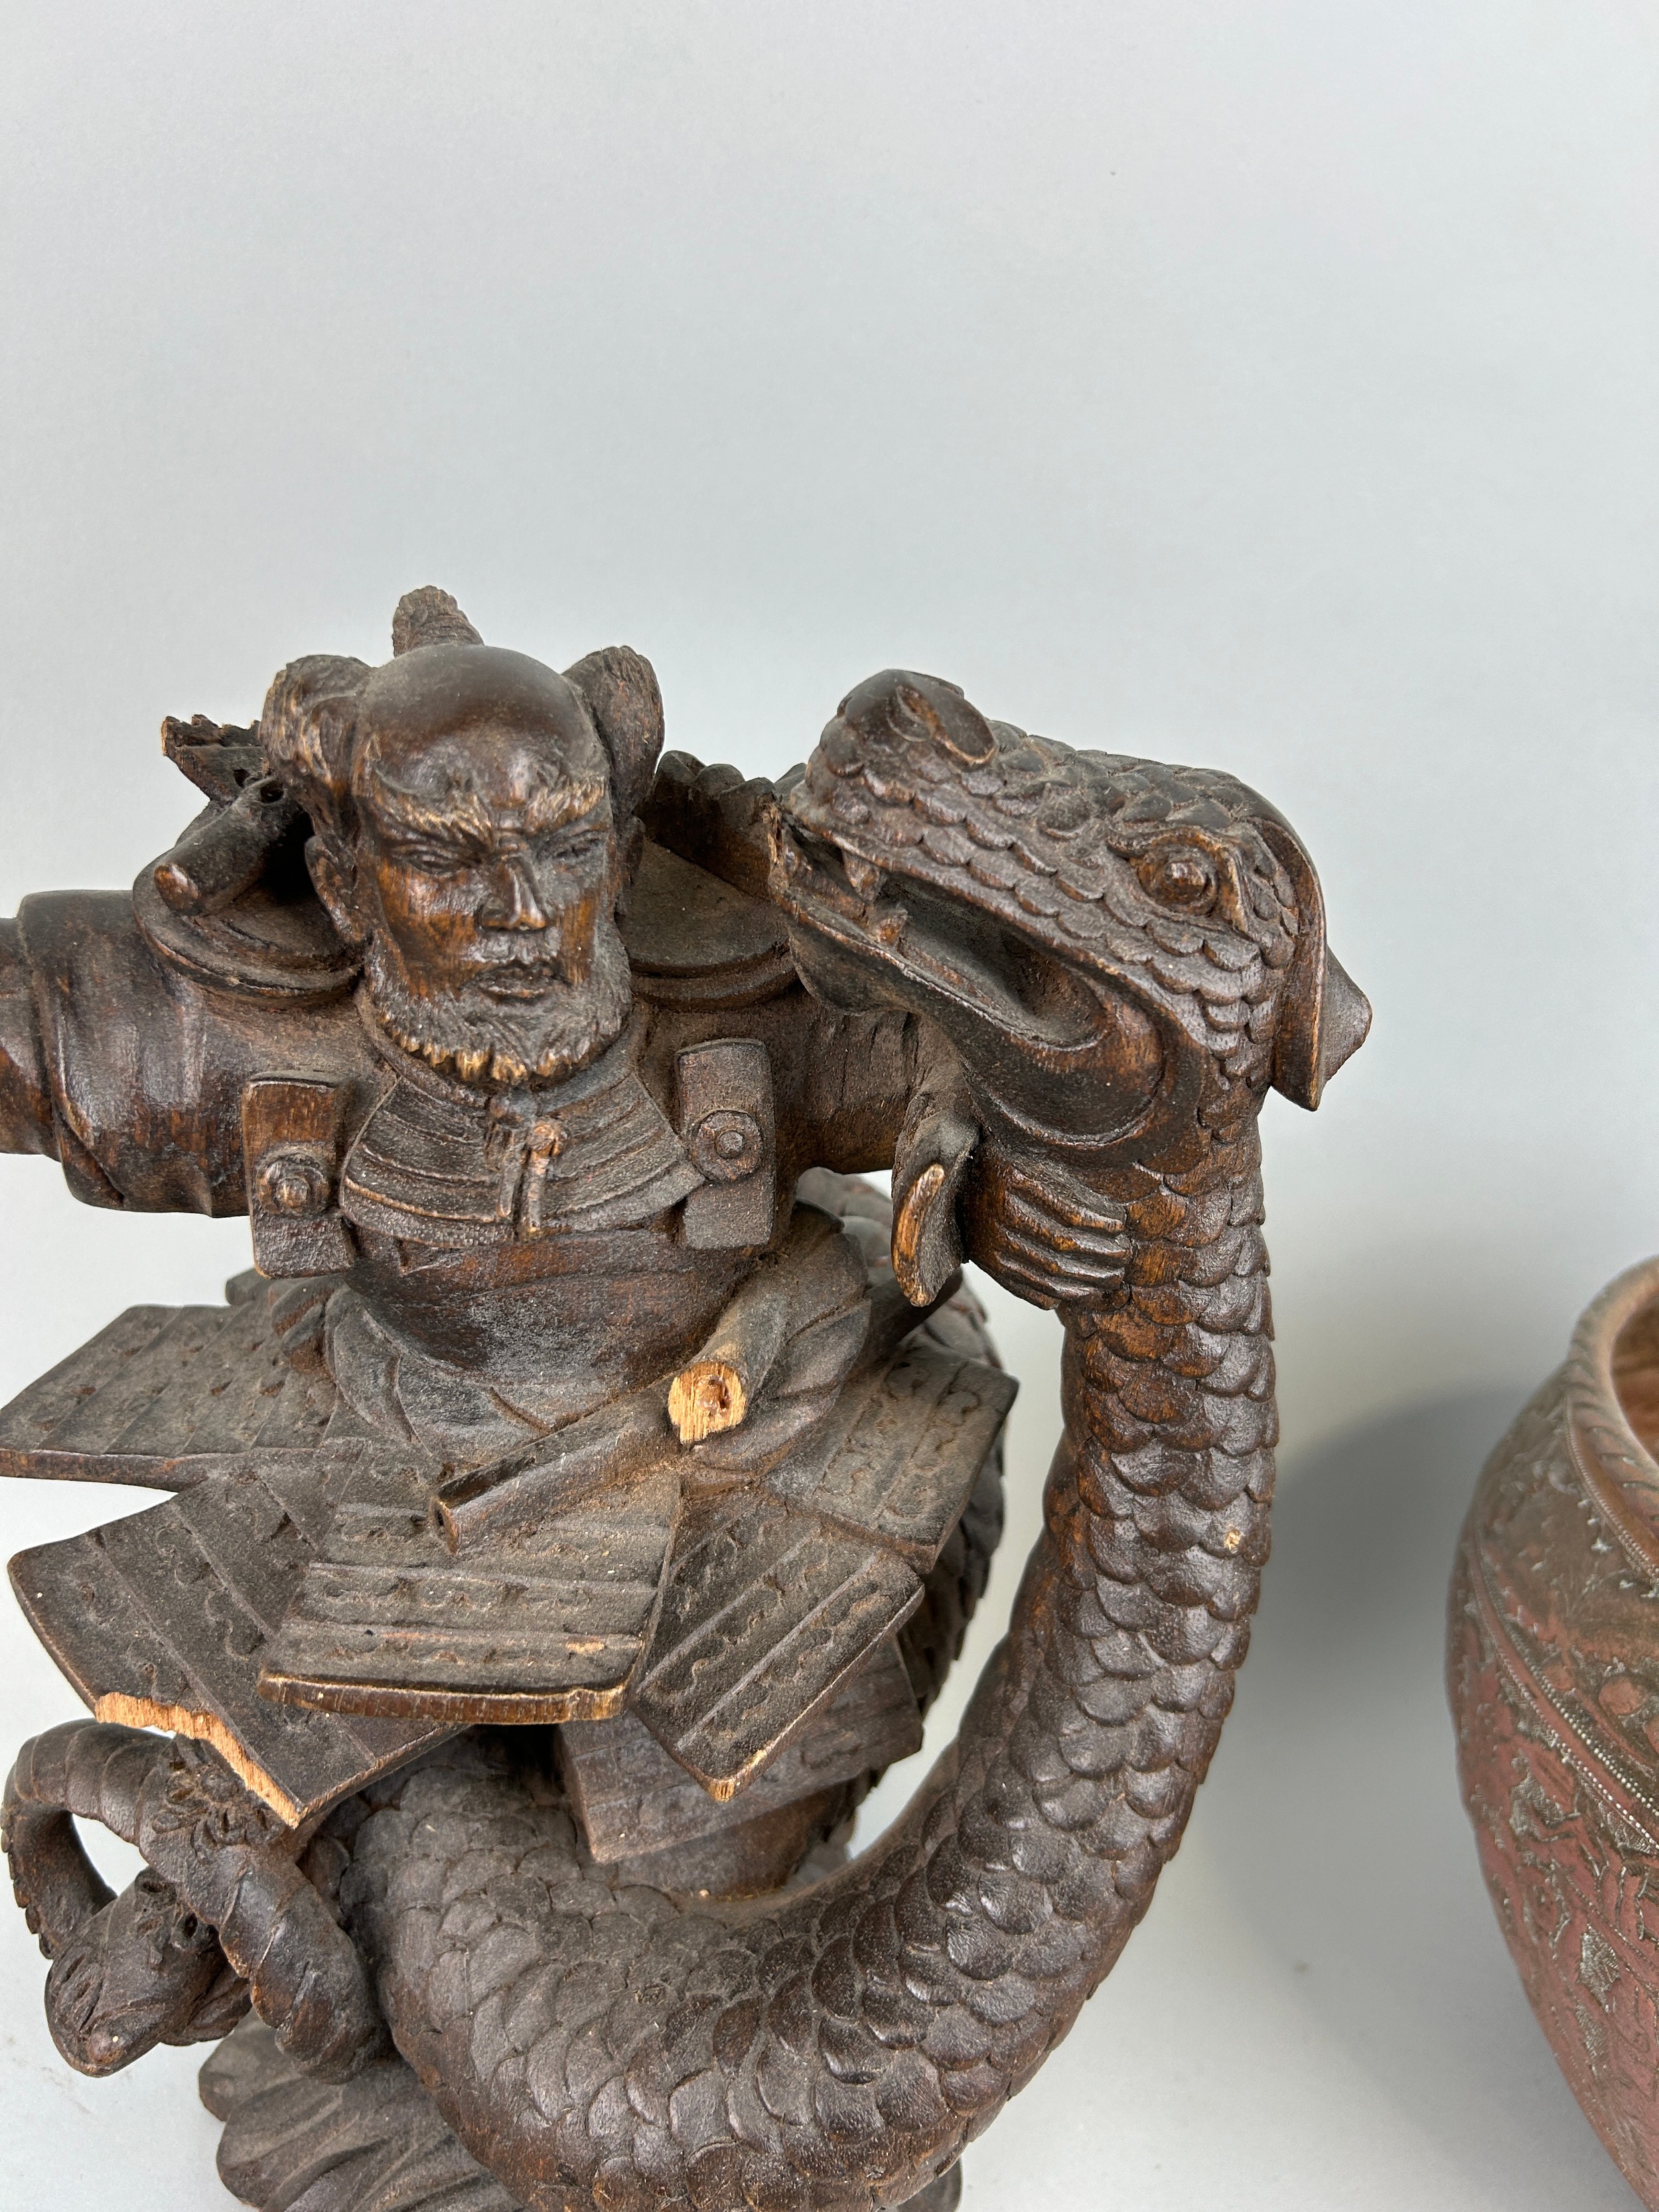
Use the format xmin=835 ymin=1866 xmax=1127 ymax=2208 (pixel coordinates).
xmin=3 ymin=660 xmax=1362 ymax=2211
xmin=333 ymin=1125 xmax=1273 ymax=2210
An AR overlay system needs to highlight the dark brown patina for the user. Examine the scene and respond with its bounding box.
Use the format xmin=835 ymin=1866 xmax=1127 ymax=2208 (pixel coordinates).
xmin=0 ymin=591 xmax=1365 ymax=2211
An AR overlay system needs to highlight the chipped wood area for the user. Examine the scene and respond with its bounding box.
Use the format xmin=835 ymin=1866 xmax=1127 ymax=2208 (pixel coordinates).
xmin=667 ymin=1358 xmax=746 ymax=1443
xmin=0 ymin=617 xmax=1360 ymax=2209
xmin=891 ymin=1160 xmax=946 ymax=1304
xmin=92 ymin=1694 xmax=306 ymax=1826
xmin=7 ymin=1449 xmax=450 ymax=1827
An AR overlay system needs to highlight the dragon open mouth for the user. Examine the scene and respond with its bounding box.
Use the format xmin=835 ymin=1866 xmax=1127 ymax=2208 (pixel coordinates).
xmin=774 ymin=824 xmax=1198 ymax=1152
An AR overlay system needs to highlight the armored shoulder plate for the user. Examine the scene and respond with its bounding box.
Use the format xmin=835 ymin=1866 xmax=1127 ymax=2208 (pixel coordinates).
xmin=620 ymin=834 xmax=794 ymax=1008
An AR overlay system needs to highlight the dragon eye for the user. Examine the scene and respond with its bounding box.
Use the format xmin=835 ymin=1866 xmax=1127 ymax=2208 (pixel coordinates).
xmin=1137 ymin=846 xmax=1217 ymax=912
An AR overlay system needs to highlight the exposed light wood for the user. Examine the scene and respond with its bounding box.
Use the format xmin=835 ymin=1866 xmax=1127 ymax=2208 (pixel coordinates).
xmin=0 ymin=609 xmax=1362 ymax=2211
xmin=667 ymin=1358 xmax=746 ymax=1442
xmin=93 ymin=1695 xmax=301 ymax=1827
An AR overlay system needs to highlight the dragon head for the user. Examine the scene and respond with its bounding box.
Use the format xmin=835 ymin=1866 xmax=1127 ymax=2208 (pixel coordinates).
xmin=772 ymin=669 xmax=1369 ymax=1164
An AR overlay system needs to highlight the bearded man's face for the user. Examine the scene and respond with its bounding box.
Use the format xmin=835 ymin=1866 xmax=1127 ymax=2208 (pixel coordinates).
xmin=332 ymin=652 xmax=632 ymax=1087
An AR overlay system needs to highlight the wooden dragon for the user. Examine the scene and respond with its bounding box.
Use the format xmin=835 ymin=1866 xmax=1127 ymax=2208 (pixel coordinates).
xmin=0 ymin=602 xmax=1366 ymax=2209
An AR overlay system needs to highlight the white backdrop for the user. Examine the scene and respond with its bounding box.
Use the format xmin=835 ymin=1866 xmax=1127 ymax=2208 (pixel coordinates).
xmin=1 ymin=5 xmax=1655 ymax=2206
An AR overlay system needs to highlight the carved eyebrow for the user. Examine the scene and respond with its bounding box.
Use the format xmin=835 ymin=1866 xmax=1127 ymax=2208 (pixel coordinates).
xmin=519 ymin=780 xmax=610 ymax=836
xmin=362 ymin=774 xmax=609 ymax=849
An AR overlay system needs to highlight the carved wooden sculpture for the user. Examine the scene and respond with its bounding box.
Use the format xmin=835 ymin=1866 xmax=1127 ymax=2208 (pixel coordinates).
xmin=0 ymin=591 xmax=1367 ymax=2211
xmin=1452 ymin=1263 xmax=1659 ymax=2208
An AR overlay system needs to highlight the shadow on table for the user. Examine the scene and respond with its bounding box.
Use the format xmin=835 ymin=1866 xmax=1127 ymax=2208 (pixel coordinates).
xmin=1200 ymin=1384 xmax=1644 ymax=2209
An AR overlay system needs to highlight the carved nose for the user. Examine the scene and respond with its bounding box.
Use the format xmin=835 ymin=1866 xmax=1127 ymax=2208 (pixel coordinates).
xmin=481 ymin=857 xmax=551 ymax=932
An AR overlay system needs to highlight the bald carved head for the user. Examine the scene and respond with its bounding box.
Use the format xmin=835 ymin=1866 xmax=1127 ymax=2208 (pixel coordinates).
xmin=261 ymin=596 xmax=660 ymax=1088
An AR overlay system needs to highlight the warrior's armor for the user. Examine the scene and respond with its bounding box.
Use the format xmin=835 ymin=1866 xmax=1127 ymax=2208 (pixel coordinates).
xmin=0 ymin=609 xmax=1015 ymax=1875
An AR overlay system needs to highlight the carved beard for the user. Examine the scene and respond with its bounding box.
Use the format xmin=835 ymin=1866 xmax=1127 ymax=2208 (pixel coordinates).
xmin=362 ymin=917 xmax=634 ymax=1088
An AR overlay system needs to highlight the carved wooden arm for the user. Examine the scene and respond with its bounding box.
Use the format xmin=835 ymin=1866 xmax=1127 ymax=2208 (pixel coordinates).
xmin=4 ymin=672 xmax=1365 ymax=2211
